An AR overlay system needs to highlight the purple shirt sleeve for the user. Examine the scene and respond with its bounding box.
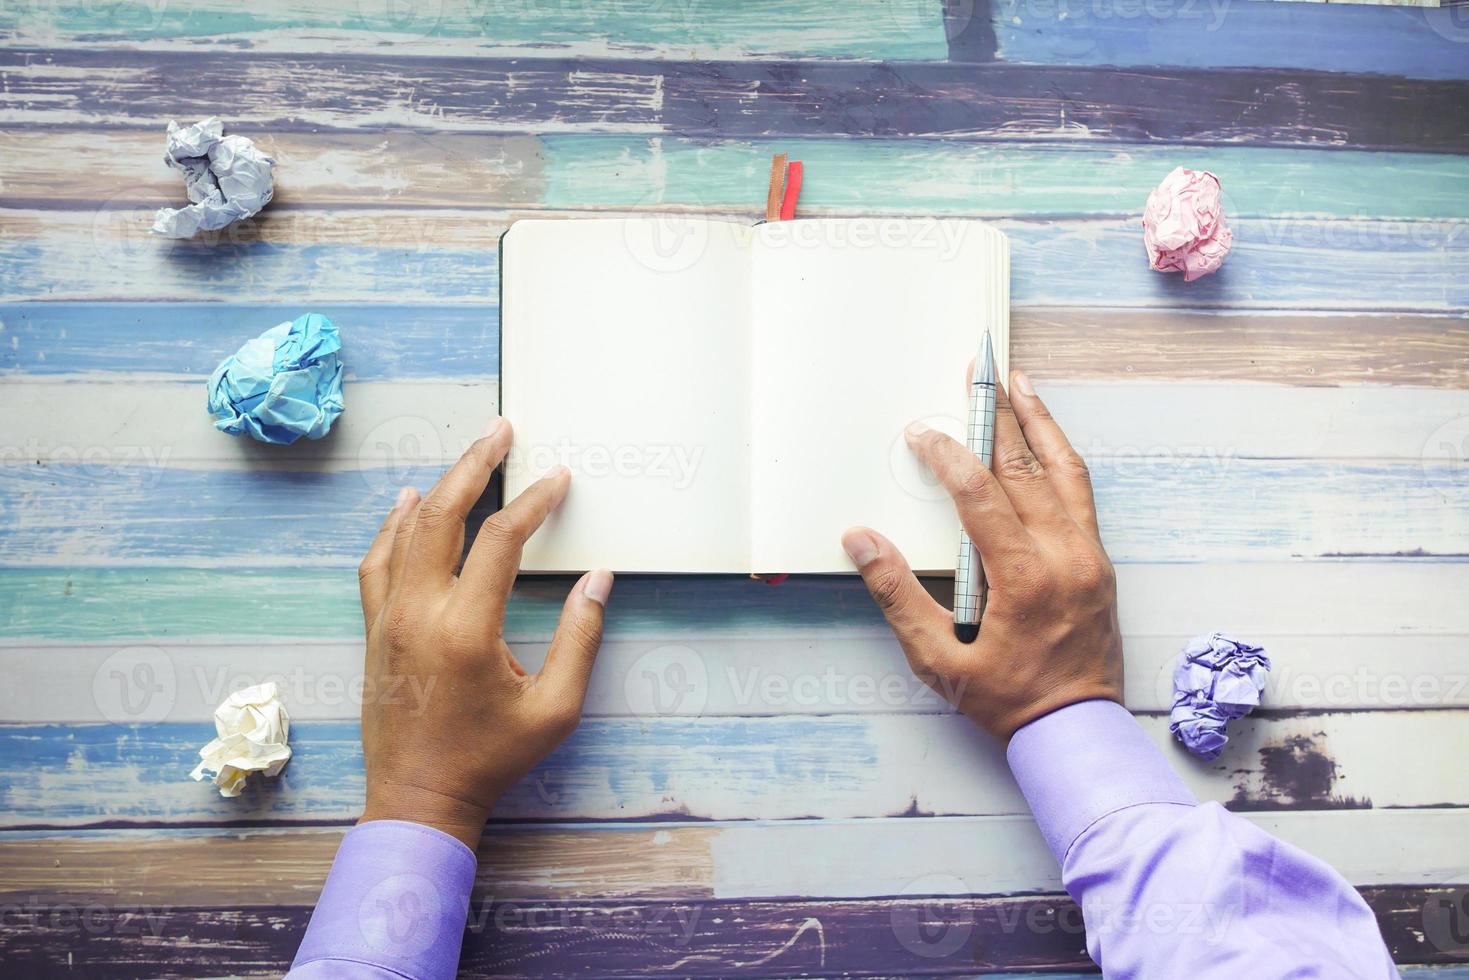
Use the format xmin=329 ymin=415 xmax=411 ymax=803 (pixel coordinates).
xmin=286 ymin=819 xmax=476 ymax=980
xmin=1007 ymin=699 xmax=1399 ymax=979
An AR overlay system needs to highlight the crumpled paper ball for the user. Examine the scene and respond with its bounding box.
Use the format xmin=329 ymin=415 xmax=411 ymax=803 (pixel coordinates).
xmin=190 ymin=682 xmax=292 ymax=798
xmin=1169 ymin=632 xmax=1270 ymax=760
xmin=1142 ymin=167 xmax=1233 ymax=282
xmin=152 ymin=116 xmax=276 ymax=239
xmin=207 ymin=313 xmax=345 ymax=445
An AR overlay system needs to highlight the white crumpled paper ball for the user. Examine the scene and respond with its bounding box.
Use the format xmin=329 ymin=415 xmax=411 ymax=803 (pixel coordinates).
xmin=190 ymin=681 xmax=292 ymax=797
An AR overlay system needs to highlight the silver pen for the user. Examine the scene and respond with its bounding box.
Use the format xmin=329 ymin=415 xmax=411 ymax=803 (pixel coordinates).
xmin=954 ymin=328 xmax=997 ymax=643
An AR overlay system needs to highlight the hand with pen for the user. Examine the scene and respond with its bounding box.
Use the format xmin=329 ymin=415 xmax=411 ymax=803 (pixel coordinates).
xmin=842 ymin=370 xmax=1395 ymax=979
xmin=841 ymin=370 xmax=1124 ymax=741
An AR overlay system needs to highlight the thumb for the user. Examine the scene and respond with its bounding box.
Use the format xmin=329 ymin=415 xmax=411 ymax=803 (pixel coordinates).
xmin=534 ymin=569 xmax=613 ymax=717
xmin=842 ymin=528 xmax=947 ymax=647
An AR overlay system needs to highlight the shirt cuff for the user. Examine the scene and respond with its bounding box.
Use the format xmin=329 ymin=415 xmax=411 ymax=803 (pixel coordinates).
xmin=1006 ymin=699 xmax=1196 ymax=865
xmin=291 ymin=819 xmax=477 ymax=980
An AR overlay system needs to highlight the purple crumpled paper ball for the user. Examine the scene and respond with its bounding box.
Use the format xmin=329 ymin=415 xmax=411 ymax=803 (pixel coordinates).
xmin=1168 ymin=632 xmax=1270 ymax=761
xmin=1142 ymin=167 xmax=1233 ymax=282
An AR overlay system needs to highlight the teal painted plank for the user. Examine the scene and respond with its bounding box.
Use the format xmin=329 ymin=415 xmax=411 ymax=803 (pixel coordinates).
xmin=0 ymin=568 xmax=884 ymax=641
xmin=542 ymin=137 xmax=1469 ymax=220
xmin=0 ymin=0 xmax=950 ymax=60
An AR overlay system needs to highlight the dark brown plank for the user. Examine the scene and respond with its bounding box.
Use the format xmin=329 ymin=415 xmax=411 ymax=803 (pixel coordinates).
xmin=0 ymin=888 xmax=1459 ymax=977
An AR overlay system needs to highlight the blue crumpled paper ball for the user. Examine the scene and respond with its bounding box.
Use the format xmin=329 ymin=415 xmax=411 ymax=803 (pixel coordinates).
xmin=207 ymin=313 xmax=345 ymax=445
xmin=1168 ymin=632 xmax=1271 ymax=761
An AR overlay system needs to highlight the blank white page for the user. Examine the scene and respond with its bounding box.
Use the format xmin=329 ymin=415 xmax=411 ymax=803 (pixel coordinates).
xmin=501 ymin=217 xmax=752 ymax=572
xmin=748 ymin=219 xmax=1009 ymax=573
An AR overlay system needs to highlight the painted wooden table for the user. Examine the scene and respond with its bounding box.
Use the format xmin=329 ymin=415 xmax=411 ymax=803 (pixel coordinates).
xmin=1 ymin=1 xmax=1468 ymax=976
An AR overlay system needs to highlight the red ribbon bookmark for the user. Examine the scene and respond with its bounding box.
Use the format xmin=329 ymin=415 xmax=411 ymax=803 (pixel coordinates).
xmin=779 ymin=160 xmax=803 ymax=221
xmin=764 ymin=154 xmax=803 ymax=223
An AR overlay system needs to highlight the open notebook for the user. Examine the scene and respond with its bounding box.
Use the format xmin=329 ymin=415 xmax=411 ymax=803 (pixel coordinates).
xmin=500 ymin=216 xmax=1009 ymax=574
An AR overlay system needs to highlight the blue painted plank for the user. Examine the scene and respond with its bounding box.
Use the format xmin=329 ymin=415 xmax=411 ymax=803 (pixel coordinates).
xmin=988 ymin=1 xmax=1469 ymax=81
xmin=0 ymin=719 xmax=878 ymax=825
xmin=0 ymin=240 xmax=497 ymax=304
xmin=6 ymin=219 xmax=1467 ymax=311
xmin=0 ymin=710 xmax=1458 ymax=825
xmin=0 ymin=303 xmax=497 ymax=379
xmin=0 ymin=458 xmax=1464 ymax=567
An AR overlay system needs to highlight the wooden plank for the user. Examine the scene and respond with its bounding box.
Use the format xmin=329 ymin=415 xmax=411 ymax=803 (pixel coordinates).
xmin=3 ymin=51 xmax=1468 ymax=151
xmin=9 ymin=380 xmax=1466 ymax=467
xmin=7 ymin=629 xmax=1464 ymax=723
xmin=1 ymin=456 xmax=1464 ymax=566
xmin=0 ymin=887 xmax=1457 ymax=976
xmin=0 ymin=302 xmax=498 ymax=380
xmin=1012 ymin=309 xmax=1469 ymax=387
xmin=7 ymin=209 xmax=1468 ymax=311
xmin=537 ymin=135 xmax=1469 ymax=218
xmin=2 ymin=808 xmax=1464 ymax=903
xmin=1 ymin=561 xmax=1464 ymax=643
xmin=989 ymin=0 xmax=1469 ymax=80
xmin=5 ymin=304 xmax=1466 ymax=386
xmin=2 ymin=0 xmax=1464 ymax=82
xmin=0 ymin=711 xmax=1463 ymax=826
xmin=9 ymin=131 xmax=1469 ymax=220
xmin=0 ymin=0 xmax=952 ymax=61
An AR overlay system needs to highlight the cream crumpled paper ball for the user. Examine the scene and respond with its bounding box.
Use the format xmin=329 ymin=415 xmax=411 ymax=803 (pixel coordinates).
xmin=190 ymin=681 xmax=292 ymax=797
xmin=1142 ymin=167 xmax=1233 ymax=282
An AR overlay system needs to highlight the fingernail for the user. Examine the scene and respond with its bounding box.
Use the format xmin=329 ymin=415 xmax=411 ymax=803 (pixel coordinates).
xmin=395 ymin=486 xmax=415 ymax=508
xmin=484 ymin=416 xmax=504 ymax=438
xmin=904 ymin=420 xmax=930 ymax=440
xmin=582 ymin=568 xmax=614 ymax=606
xmin=842 ymin=529 xmax=880 ymax=567
xmin=1012 ymin=372 xmax=1035 ymax=397
xmin=545 ymin=464 xmax=571 ymax=480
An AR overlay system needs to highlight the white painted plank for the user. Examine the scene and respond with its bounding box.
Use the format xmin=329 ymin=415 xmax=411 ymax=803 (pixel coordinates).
xmin=7 ymin=629 xmax=1466 ymax=723
xmin=707 ymin=808 xmax=1469 ymax=899
xmin=7 ymin=380 xmax=1468 ymax=468
xmin=0 ymin=381 xmax=495 ymax=471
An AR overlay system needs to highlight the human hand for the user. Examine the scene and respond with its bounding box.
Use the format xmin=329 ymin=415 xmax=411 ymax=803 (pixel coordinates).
xmin=356 ymin=417 xmax=613 ymax=849
xmin=842 ymin=372 xmax=1123 ymax=741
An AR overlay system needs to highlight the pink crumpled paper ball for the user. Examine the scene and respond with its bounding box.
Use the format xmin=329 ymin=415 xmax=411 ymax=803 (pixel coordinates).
xmin=1142 ymin=167 xmax=1233 ymax=282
